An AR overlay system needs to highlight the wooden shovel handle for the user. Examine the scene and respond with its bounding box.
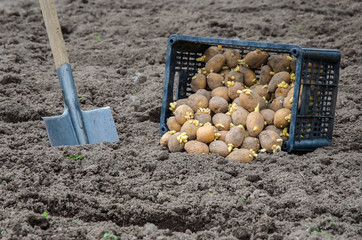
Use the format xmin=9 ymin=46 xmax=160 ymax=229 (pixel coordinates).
xmin=39 ymin=0 xmax=69 ymax=69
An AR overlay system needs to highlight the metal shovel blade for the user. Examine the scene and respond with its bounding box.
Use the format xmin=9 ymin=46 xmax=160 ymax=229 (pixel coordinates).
xmin=43 ymin=107 xmax=119 ymax=147
xmin=43 ymin=64 xmax=119 ymax=147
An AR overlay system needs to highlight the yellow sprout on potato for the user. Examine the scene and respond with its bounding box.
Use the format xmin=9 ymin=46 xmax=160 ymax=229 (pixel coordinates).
xmin=277 ymin=81 xmax=289 ymax=88
xmin=196 ymin=55 xmax=206 ymax=62
xmin=250 ymin=149 xmax=258 ymax=158
xmin=286 ymin=56 xmax=293 ymax=61
xmin=169 ymin=101 xmax=177 ymax=111
xmin=226 ymin=103 xmax=238 ymax=115
xmin=214 ymin=132 xmax=221 ymax=139
xmin=270 ymin=71 xmax=275 ymax=76
xmin=197 ymin=108 xmax=211 ymax=115
xmin=259 ymin=148 xmax=267 ymax=153
xmin=215 ymin=123 xmax=225 ymax=129
xmin=237 ymin=59 xmax=246 ymax=66
xmin=222 ymin=66 xmax=229 ymax=70
xmin=229 ymin=123 xmax=235 ymax=128
xmin=241 ymin=89 xmax=252 ymax=95
xmin=289 ymin=97 xmax=293 ymax=104
xmin=177 ymin=132 xmax=188 ymax=144
xmin=237 ymin=124 xmax=244 ymax=130
xmin=168 ymin=130 xmax=176 ymax=134
xmin=184 ymin=112 xmax=194 ymax=120
xmin=272 ymin=144 xmax=281 ymax=153
xmin=189 ymin=119 xmax=200 ymax=126
xmin=256 ymin=49 xmax=261 ymax=53
xmin=228 ymin=143 xmax=234 ymax=152
xmin=218 ymin=45 xmax=222 ymax=50
xmin=227 ymin=81 xmax=235 ymax=87
xmin=204 ymin=122 xmax=212 ymax=126
xmin=234 ymin=65 xmax=240 ymax=72
xmin=280 ymin=127 xmax=290 ymax=137
xmin=285 ymin=114 xmax=291 ymax=122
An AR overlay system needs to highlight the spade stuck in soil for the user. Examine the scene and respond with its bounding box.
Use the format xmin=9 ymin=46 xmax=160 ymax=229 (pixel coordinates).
xmin=39 ymin=0 xmax=119 ymax=146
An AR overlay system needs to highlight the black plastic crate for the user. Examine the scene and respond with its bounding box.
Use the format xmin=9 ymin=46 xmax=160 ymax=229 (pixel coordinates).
xmin=160 ymin=35 xmax=341 ymax=152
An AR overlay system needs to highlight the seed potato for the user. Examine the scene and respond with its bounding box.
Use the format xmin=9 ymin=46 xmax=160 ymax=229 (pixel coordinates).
xmin=268 ymin=71 xmax=290 ymax=92
xmin=250 ymin=84 xmax=271 ymax=101
xmin=167 ymin=116 xmax=182 ymax=132
xmin=260 ymin=65 xmax=273 ymax=85
xmin=226 ymin=149 xmax=254 ymax=163
xmin=187 ymin=93 xmax=208 ymax=112
xmin=204 ymin=46 xmax=222 ymax=62
xmin=240 ymin=66 xmax=257 ymax=87
xmin=207 ymin=73 xmax=224 ymax=90
xmin=225 ymin=126 xmax=245 ymax=148
xmin=211 ymin=86 xmax=230 ymax=102
xmin=160 ymin=132 xmax=172 ymax=147
xmin=196 ymin=89 xmax=211 ymax=101
xmin=231 ymin=106 xmax=249 ymax=126
xmin=258 ymin=130 xmax=283 ymax=153
xmin=223 ymin=49 xmax=241 ymax=68
xmin=180 ymin=120 xmax=200 ymax=140
xmin=241 ymin=137 xmax=260 ymax=152
xmin=174 ymin=104 xmax=194 ymax=125
xmin=225 ymin=70 xmax=244 ymax=84
xmin=184 ymin=140 xmax=209 ymax=154
xmin=246 ymin=106 xmax=265 ymax=137
xmin=228 ymin=82 xmax=245 ymax=100
xmin=260 ymin=109 xmax=275 ymax=125
xmin=274 ymin=108 xmax=291 ymax=129
xmin=209 ymin=96 xmax=229 ymax=113
xmin=209 ymin=140 xmax=229 ymax=157
xmin=212 ymin=113 xmax=232 ymax=131
xmin=268 ymin=55 xmax=291 ymax=73
xmin=168 ymin=132 xmax=186 ymax=152
xmin=205 ymin=54 xmax=226 ymax=73
xmin=239 ymin=89 xmax=265 ymax=112
xmin=191 ymin=73 xmax=207 ymax=92
xmin=196 ymin=125 xmax=217 ymax=143
xmin=244 ymin=50 xmax=268 ymax=69
xmin=268 ymin=96 xmax=284 ymax=112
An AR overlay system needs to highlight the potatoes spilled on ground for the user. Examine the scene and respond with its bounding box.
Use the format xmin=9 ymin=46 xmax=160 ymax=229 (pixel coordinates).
xmin=161 ymin=45 xmax=299 ymax=163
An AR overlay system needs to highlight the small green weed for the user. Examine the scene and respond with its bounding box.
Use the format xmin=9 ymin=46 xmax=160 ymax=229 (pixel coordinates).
xmin=43 ymin=211 xmax=49 ymax=218
xmin=133 ymin=93 xmax=137 ymax=96
xmin=78 ymin=95 xmax=83 ymax=99
xmin=208 ymin=193 xmax=214 ymax=196
xmin=1 ymin=229 xmax=4 ymax=236
xmin=93 ymin=35 xmax=101 ymax=41
xmin=102 ymin=232 xmax=118 ymax=240
xmin=67 ymin=154 xmax=84 ymax=161
xmin=240 ymin=197 xmax=247 ymax=204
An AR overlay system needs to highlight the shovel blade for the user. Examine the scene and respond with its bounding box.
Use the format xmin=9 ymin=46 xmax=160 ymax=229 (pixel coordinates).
xmin=43 ymin=107 xmax=119 ymax=147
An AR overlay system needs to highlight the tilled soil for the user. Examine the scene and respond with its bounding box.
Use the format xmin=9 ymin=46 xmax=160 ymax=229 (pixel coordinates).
xmin=0 ymin=0 xmax=361 ymax=239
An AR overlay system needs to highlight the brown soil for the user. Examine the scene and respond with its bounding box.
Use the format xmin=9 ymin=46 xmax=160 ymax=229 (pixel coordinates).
xmin=0 ymin=0 xmax=361 ymax=239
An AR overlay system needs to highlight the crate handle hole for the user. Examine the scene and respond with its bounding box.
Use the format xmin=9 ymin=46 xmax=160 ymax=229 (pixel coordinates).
xmin=169 ymin=38 xmax=175 ymax=44
xmin=291 ymin=48 xmax=299 ymax=57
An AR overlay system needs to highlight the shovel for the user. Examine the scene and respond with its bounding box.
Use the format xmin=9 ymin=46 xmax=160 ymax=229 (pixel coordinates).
xmin=39 ymin=0 xmax=119 ymax=146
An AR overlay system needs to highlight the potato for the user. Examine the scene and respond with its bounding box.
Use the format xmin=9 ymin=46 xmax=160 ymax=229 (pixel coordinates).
xmin=223 ymin=49 xmax=241 ymax=68
xmin=250 ymin=84 xmax=271 ymax=101
xmin=275 ymin=86 xmax=291 ymax=98
xmin=258 ymin=130 xmax=283 ymax=153
xmin=209 ymin=140 xmax=229 ymax=157
xmin=227 ymin=149 xmax=254 ymax=163
xmin=175 ymin=98 xmax=188 ymax=108
xmin=239 ymin=89 xmax=266 ymax=112
xmin=218 ymin=131 xmax=228 ymax=141
xmin=239 ymin=66 xmax=257 ymax=87
xmin=225 ymin=70 xmax=244 ymax=84
xmin=196 ymin=89 xmax=211 ymax=102
xmin=283 ymin=94 xmax=293 ymax=110
xmin=290 ymin=57 xmax=297 ymax=73
xmin=184 ymin=140 xmax=209 ymax=154
xmin=211 ymin=86 xmax=230 ymax=102
xmin=228 ymin=82 xmax=245 ymax=100
xmin=196 ymin=125 xmax=217 ymax=143
xmin=167 ymin=116 xmax=182 ymax=132
xmin=244 ymin=49 xmax=268 ymax=69
xmin=205 ymin=54 xmax=226 ymax=73
xmin=260 ymin=109 xmax=275 ymax=125
xmin=264 ymin=125 xmax=288 ymax=141
xmin=268 ymin=55 xmax=291 ymax=73
xmin=232 ymin=97 xmax=241 ymax=106
xmin=260 ymin=65 xmax=273 ymax=85
xmin=191 ymin=73 xmax=207 ymax=92
xmin=265 ymin=125 xmax=281 ymax=134
xmin=209 ymin=96 xmax=229 ymax=113
xmin=174 ymin=104 xmax=194 ymax=125
xmin=225 ymin=126 xmax=245 ymax=148
xmin=180 ymin=120 xmax=200 ymax=140
xmin=246 ymin=106 xmax=265 ymax=137
xmin=168 ymin=132 xmax=186 ymax=152
xmin=268 ymin=71 xmax=290 ymax=92
xmin=160 ymin=132 xmax=172 ymax=146
xmin=212 ymin=113 xmax=232 ymax=131
xmin=207 ymin=73 xmax=224 ymax=90
xmin=241 ymin=137 xmax=260 ymax=152
xmin=187 ymin=93 xmax=208 ymax=112
xmin=231 ymin=106 xmax=249 ymax=126
xmin=204 ymin=46 xmax=222 ymax=62
xmin=274 ymin=108 xmax=291 ymax=129
xmin=194 ymin=108 xmax=212 ymax=125
xmin=268 ymin=96 xmax=284 ymax=112
xmin=220 ymin=68 xmax=231 ymax=78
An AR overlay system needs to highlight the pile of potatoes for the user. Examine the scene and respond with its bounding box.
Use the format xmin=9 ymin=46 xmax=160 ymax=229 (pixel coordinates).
xmin=160 ymin=45 xmax=299 ymax=163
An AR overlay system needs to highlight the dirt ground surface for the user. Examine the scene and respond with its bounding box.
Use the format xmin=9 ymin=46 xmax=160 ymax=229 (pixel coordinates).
xmin=0 ymin=0 xmax=361 ymax=239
